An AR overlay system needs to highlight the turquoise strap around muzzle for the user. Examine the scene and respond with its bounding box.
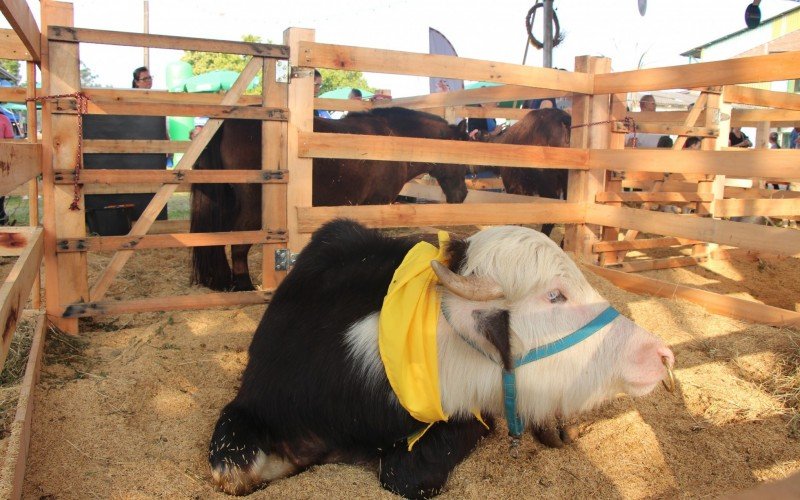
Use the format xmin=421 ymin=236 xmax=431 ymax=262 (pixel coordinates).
xmin=504 ymin=306 xmax=620 ymax=437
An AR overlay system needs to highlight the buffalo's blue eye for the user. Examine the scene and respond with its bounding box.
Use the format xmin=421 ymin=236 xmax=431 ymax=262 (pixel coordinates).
xmin=547 ymin=290 xmax=566 ymax=303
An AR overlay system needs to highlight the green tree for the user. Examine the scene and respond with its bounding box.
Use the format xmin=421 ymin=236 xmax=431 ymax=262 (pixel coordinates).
xmin=181 ymin=34 xmax=264 ymax=94
xmin=0 ymin=60 xmax=20 ymax=83
xmin=80 ymin=61 xmax=101 ymax=87
xmin=318 ymin=69 xmax=373 ymax=95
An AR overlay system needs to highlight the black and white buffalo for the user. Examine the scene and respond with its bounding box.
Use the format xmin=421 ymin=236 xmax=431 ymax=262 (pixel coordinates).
xmin=209 ymin=219 xmax=675 ymax=498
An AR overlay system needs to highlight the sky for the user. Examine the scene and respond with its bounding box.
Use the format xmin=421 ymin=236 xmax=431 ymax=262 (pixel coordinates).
xmin=4 ymin=0 xmax=800 ymax=97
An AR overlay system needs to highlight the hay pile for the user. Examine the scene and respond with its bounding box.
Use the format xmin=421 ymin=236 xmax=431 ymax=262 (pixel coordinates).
xmin=3 ymin=234 xmax=799 ymax=498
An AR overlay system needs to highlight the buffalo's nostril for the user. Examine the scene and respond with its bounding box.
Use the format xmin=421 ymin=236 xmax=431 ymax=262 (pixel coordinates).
xmin=657 ymin=346 xmax=675 ymax=368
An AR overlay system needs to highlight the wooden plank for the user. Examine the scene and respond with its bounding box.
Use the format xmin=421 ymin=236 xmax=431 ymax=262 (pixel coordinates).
xmin=594 ymin=51 xmax=800 ymax=94
xmin=724 ymin=85 xmax=800 ymax=111
xmin=56 ymin=230 xmax=284 ymax=253
xmin=630 ymin=110 xmax=708 ymax=125
xmin=586 ymin=204 xmax=800 ymax=258
xmin=379 ymin=85 xmax=570 ymax=110
xmin=0 ymin=0 xmax=40 ymax=61
xmin=0 ymin=87 xmax=26 ymax=102
xmin=449 ymin=106 xmax=530 ymax=121
xmin=45 ymin=7 xmax=84 ymax=333
xmin=715 ymin=198 xmax=800 ymax=218
xmin=286 ymin=28 xmax=318 ymax=252
xmin=61 ymin=290 xmax=273 ymax=319
xmin=89 ymin=56 xmax=264 ymax=301
xmin=613 ymin=256 xmax=703 ymax=273
xmin=315 ymin=97 xmax=371 ymax=113
xmin=614 ymin=121 xmax=717 ymax=138
xmin=76 ymin=101 xmax=288 ymax=121
xmin=0 ymin=142 xmax=41 ymax=195
xmin=0 ymin=28 xmax=32 ymax=61
xmin=149 ymin=220 xmax=189 ymax=234
xmin=587 ymin=265 xmax=800 ymax=327
xmin=588 ymin=149 xmax=800 ymax=178
xmin=26 ymin=61 xmax=40 ymax=309
xmin=596 ymin=192 xmax=712 ymax=203
xmin=0 ymin=314 xmax=46 ymax=500
xmin=48 ymin=26 xmax=289 ymax=58
xmin=732 ymin=108 xmax=800 ymax=126
xmin=301 ymin=41 xmax=593 ymax=94
xmin=54 ymin=169 xmax=286 ymax=185
xmin=297 ymin=202 xmax=587 ymax=233
xmin=0 ymin=228 xmax=43 ymax=370
xmin=564 ymin=56 xmax=611 ymax=262
xmin=0 ymin=227 xmax=34 ymax=256
xmin=725 ymin=187 xmax=800 ymax=199
xmin=593 ymin=237 xmax=699 ymax=252
xmin=85 ymin=88 xmax=263 ymax=106
xmin=261 ymin=57 xmax=288 ymax=289
xmin=299 ymin=131 xmax=589 ymax=169
xmin=83 ymin=139 xmax=190 ymax=154
xmin=399 ymin=182 xmax=552 ymax=204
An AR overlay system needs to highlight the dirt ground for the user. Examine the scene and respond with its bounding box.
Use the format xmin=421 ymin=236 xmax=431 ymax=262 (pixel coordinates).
xmin=5 ymin=226 xmax=800 ymax=499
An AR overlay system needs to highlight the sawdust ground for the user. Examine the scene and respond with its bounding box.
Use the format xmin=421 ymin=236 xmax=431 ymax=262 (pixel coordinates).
xmin=5 ymin=225 xmax=800 ymax=499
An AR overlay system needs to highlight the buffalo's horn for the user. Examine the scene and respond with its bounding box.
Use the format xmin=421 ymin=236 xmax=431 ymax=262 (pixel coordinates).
xmin=431 ymin=260 xmax=505 ymax=301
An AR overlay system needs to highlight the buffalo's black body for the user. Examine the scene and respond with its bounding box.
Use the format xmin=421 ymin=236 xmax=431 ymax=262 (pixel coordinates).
xmin=210 ymin=220 xmax=490 ymax=498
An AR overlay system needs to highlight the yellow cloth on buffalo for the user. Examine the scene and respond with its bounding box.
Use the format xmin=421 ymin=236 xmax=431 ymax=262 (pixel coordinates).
xmin=379 ymin=232 xmax=450 ymax=448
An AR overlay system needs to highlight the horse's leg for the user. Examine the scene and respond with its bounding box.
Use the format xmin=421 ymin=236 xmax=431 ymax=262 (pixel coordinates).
xmin=230 ymin=183 xmax=261 ymax=291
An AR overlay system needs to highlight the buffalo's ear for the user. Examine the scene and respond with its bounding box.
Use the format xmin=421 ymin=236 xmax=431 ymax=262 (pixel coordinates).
xmin=472 ymin=309 xmax=512 ymax=371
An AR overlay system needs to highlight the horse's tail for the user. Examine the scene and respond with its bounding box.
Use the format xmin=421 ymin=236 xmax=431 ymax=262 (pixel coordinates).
xmin=190 ymin=129 xmax=236 ymax=290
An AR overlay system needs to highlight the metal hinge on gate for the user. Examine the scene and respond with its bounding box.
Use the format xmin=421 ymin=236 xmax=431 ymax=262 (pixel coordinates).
xmin=274 ymin=248 xmax=299 ymax=271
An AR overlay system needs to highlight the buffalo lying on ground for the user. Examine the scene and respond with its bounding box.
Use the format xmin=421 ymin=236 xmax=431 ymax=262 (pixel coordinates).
xmin=209 ymin=219 xmax=674 ymax=498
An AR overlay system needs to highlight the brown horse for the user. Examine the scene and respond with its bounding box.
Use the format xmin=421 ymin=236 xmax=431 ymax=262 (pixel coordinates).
xmin=483 ymin=107 xmax=572 ymax=237
xmin=190 ymin=107 xmax=469 ymax=291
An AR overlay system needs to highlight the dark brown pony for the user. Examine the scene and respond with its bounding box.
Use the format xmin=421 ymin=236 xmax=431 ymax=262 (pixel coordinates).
xmin=484 ymin=107 xmax=572 ymax=237
xmin=190 ymin=107 xmax=469 ymax=291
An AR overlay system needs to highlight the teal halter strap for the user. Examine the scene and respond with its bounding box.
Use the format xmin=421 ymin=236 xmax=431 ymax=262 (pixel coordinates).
xmin=457 ymin=306 xmax=620 ymax=437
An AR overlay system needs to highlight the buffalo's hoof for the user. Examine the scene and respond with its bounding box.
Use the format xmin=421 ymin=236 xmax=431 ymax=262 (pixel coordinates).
xmin=531 ymin=417 xmax=580 ymax=448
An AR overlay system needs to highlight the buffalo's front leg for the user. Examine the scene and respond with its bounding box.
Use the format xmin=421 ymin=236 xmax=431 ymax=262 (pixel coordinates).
xmin=379 ymin=417 xmax=492 ymax=499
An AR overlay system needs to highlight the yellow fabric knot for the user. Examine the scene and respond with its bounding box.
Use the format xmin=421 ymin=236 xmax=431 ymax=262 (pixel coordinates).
xmin=379 ymin=232 xmax=487 ymax=450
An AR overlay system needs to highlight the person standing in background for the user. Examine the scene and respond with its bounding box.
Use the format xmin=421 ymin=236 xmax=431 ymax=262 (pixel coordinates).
xmin=769 ymin=132 xmax=781 ymax=149
xmin=132 ymin=66 xmax=153 ymax=89
xmin=0 ymin=111 xmax=14 ymax=224
xmin=729 ymin=127 xmax=752 ymax=148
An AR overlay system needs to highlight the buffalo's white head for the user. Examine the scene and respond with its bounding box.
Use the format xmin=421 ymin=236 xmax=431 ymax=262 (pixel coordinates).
xmin=435 ymin=226 xmax=674 ymax=425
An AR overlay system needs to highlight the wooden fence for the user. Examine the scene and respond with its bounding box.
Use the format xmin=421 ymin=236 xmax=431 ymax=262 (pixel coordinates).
xmin=0 ymin=0 xmax=800 ymax=495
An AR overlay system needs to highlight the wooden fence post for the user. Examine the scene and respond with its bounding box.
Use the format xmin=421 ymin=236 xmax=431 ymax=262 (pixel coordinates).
xmin=261 ymin=58 xmax=288 ymax=288
xmin=694 ymin=88 xmax=727 ymax=257
xmin=26 ymin=61 xmax=40 ymax=309
xmin=284 ymin=28 xmax=315 ymax=253
xmin=564 ymin=56 xmax=611 ymax=262
xmin=41 ymin=0 xmax=85 ymax=333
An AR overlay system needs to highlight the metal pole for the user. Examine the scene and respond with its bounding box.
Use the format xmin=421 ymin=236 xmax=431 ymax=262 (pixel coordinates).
xmin=543 ymin=0 xmax=553 ymax=68
xmin=143 ymin=1 xmax=150 ymax=68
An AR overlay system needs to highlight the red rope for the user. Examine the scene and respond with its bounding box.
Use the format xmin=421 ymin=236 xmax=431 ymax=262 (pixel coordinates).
xmin=571 ymin=117 xmax=637 ymax=147
xmin=26 ymin=92 xmax=90 ymax=210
